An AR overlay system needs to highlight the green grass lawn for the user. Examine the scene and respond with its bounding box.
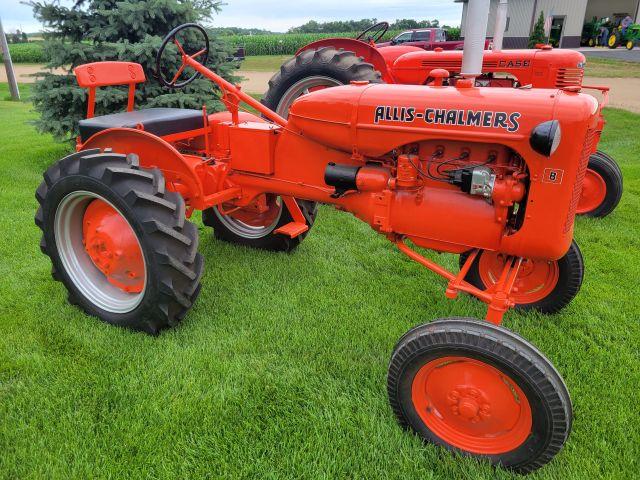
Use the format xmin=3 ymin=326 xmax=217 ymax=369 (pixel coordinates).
xmin=240 ymin=55 xmax=291 ymax=71
xmin=0 ymin=82 xmax=639 ymax=479
xmin=584 ymin=56 xmax=640 ymax=78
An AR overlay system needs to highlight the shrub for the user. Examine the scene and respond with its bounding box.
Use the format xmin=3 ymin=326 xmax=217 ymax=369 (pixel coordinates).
xmin=28 ymin=0 xmax=239 ymax=141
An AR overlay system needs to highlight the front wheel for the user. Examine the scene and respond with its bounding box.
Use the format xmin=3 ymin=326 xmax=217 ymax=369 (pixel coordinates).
xmin=202 ymin=195 xmax=317 ymax=252
xmin=577 ymin=151 xmax=623 ymax=217
xmin=35 ymin=150 xmax=203 ymax=334
xmin=388 ymin=318 xmax=572 ymax=473
xmin=608 ymin=31 xmax=620 ymax=48
xmin=459 ymin=241 xmax=584 ymax=314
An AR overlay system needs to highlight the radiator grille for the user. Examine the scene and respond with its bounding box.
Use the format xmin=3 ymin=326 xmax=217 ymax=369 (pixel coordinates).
xmin=564 ymin=129 xmax=595 ymax=233
xmin=420 ymin=61 xmax=462 ymax=70
xmin=555 ymin=68 xmax=584 ymax=87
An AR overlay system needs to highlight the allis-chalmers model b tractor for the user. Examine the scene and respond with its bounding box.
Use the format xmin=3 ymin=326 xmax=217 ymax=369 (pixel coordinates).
xmin=36 ymin=21 xmax=602 ymax=473
xmin=263 ymin=21 xmax=623 ymax=219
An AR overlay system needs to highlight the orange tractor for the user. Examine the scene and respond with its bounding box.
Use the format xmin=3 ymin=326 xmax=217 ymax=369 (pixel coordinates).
xmin=263 ymin=21 xmax=622 ymax=218
xmin=36 ymin=21 xmax=602 ymax=473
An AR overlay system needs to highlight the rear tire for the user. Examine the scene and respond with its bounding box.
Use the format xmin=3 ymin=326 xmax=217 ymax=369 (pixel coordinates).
xmin=459 ymin=241 xmax=584 ymax=314
xmin=388 ymin=318 xmax=572 ymax=474
xmin=262 ymin=47 xmax=383 ymax=118
xmin=202 ymin=197 xmax=317 ymax=253
xmin=35 ymin=149 xmax=203 ymax=334
xmin=577 ymin=151 xmax=623 ymax=218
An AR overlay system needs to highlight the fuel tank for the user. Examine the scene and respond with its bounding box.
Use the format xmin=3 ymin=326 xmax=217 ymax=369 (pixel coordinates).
xmin=390 ymin=47 xmax=586 ymax=87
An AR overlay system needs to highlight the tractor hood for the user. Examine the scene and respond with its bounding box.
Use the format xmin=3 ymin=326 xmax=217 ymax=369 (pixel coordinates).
xmin=287 ymin=82 xmax=598 ymax=158
xmin=391 ymin=47 xmax=586 ymax=87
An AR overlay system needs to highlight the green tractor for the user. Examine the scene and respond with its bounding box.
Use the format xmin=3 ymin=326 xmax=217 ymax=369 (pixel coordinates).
xmin=608 ymin=20 xmax=640 ymax=49
xmin=582 ymin=17 xmax=605 ymax=46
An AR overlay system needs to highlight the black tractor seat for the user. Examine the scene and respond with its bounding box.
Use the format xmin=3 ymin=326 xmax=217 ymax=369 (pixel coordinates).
xmin=78 ymin=108 xmax=205 ymax=142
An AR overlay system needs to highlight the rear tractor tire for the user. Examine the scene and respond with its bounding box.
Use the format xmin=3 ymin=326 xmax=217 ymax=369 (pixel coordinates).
xmin=35 ymin=149 xmax=203 ymax=334
xmin=262 ymin=47 xmax=383 ymax=118
xmin=577 ymin=151 xmax=623 ymax=217
xmin=202 ymin=196 xmax=317 ymax=253
xmin=388 ymin=318 xmax=572 ymax=473
xmin=459 ymin=240 xmax=584 ymax=314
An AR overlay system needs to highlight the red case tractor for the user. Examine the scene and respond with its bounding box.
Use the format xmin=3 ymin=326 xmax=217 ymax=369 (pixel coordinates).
xmin=262 ymin=22 xmax=622 ymax=219
xmin=36 ymin=23 xmax=602 ymax=473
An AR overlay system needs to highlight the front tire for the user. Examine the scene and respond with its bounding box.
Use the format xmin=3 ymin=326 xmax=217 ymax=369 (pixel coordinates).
xmin=35 ymin=149 xmax=203 ymax=334
xmin=262 ymin=47 xmax=383 ymax=118
xmin=459 ymin=241 xmax=584 ymax=314
xmin=577 ymin=151 xmax=623 ymax=217
xmin=388 ymin=318 xmax=572 ymax=473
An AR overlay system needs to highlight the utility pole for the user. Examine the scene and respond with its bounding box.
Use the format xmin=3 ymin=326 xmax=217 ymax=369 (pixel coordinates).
xmin=0 ymin=17 xmax=20 ymax=101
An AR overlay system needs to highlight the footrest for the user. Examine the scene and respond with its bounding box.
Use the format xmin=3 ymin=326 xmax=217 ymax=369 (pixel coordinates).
xmin=274 ymin=222 xmax=309 ymax=238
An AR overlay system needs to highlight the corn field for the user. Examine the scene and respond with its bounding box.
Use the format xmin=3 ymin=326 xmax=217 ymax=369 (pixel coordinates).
xmin=226 ymin=30 xmax=402 ymax=56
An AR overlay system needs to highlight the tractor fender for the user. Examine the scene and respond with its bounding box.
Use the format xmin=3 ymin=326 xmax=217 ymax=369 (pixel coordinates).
xmin=82 ymin=128 xmax=206 ymax=209
xmin=296 ymin=38 xmax=395 ymax=83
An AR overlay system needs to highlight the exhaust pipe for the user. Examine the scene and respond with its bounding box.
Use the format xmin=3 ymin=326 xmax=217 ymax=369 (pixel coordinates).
xmin=461 ymin=0 xmax=491 ymax=79
xmin=493 ymin=0 xmax=508 ymax=52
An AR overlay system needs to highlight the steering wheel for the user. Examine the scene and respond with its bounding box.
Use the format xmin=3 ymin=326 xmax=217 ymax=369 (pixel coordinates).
xmin=156 ymin=23 xmax=210 ymax=88
xmin=356 ymin=21 xmax=389 ymax=43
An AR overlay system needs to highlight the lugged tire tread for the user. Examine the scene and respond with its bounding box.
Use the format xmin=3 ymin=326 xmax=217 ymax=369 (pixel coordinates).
xmin=261 ymin=47 xmax=382 ymax=117
xmin=34 ymin=149 xmax=203 ymax=334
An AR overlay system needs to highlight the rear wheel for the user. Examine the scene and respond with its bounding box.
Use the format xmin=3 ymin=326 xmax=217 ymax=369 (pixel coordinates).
xmin=202 ymin=195 xmax=317 ymax=252
xmin=262 ymin=47 xmax=383 ymax=118
xmin=388 ymin=318 xmax=572 ymax=473
xmin=35 ymin=149 xmax=203 ymax=334
xmin=577 ymin=151 xmax=623 ymax=217
xmin=608 ymin=31 xmax=620 ymax=48
xmin=459 ymin=241 xmax=583 ymax=314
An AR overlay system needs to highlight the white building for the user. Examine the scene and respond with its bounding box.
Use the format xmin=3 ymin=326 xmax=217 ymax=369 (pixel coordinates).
xmin=458 ymin=0 xmax=640 ymax=48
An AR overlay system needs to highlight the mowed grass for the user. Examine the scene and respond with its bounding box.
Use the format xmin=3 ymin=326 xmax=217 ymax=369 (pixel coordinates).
xmin=240 ymin=54 xmax=291 ymax=72
xmin=584 ymin=56 xmax=640 ymax=78
xmin=0 ymin=82 xmax=639 ymax=479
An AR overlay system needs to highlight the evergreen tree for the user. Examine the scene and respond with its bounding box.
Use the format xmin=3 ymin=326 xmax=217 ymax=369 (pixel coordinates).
xmin=29 ymin=0 xmax=239 ymax=140
xmin=528 ymin=11 xmax=547 ymax=48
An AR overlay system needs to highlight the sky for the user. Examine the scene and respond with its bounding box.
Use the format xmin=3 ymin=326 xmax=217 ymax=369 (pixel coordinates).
xmin=0 ymin=0 xmax=463 ymax=33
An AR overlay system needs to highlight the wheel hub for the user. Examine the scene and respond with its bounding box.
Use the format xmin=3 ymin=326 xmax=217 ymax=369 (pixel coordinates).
xmin=412 ymin=356 xmax=532 ymax=454
xmin=576 ymin=169 xmax=607 ymax=214
xmin=83 ymin=199 xmax=144 ymax=293
xmin=448 ymin=387 xmax=491 ymax=422
xmin=479 ymin=253 xmax=559 ymax=304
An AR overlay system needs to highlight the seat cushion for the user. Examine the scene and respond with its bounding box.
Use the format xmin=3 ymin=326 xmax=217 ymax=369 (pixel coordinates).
xmin=78 ymin=108 xmax=204 ymax=142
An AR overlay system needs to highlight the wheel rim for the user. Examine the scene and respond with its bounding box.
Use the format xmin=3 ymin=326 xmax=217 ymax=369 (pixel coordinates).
xmin=214 ymin=194 xmax=283 ymax=239
xmin=609 ymin=35 xmax=617 ymax=47
xmin=627 ymin=40 xmax=634 ymax=50
xmin=576 ymin=168 xmax=607 ymax=214
xmin=588 ymin=38 xmax=594 ymax=46
xmin=478 ymin=252 xmax=559 ymax=305
xmin=276 ymin=76 xmax=343 ymax=118
xmin=412 ymin=356 xmax=532 ymax=454
xmin=54 ymin=191 xmax=146 ymax=313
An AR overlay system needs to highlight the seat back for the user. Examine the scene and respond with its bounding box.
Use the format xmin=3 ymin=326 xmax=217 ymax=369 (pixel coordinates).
xmin=74 ymin=62 xmax=146 ymax=118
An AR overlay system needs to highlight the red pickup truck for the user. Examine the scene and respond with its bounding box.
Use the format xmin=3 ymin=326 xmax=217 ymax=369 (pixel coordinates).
xmin=377 ymin=28 xmax=488 ymax=50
